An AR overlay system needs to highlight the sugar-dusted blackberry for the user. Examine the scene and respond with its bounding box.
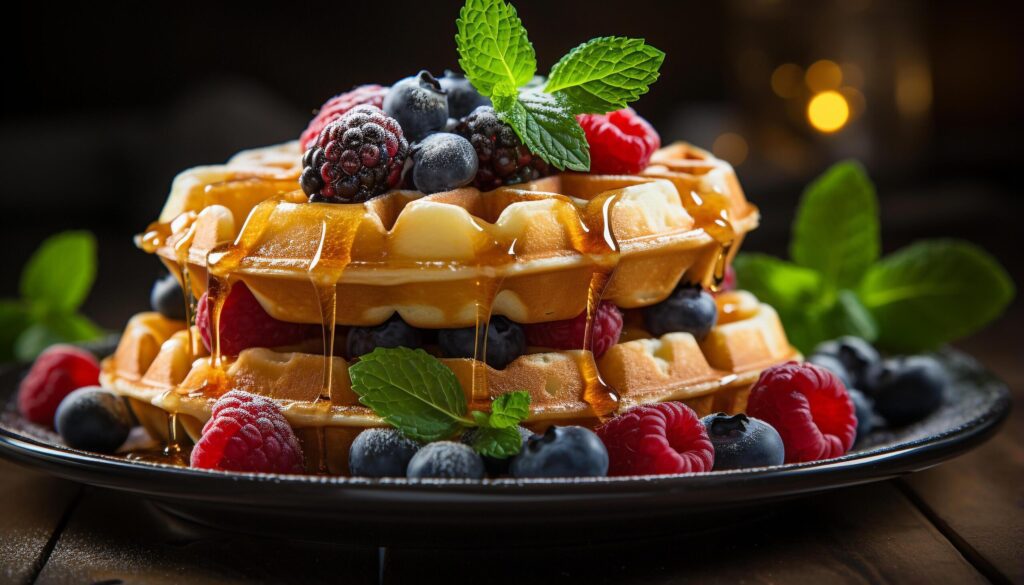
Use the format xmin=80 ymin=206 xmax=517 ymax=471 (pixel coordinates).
xmin=300 ymin=105 xmax=409 ymax=203
xmin=455 ymin=106 xmax=551 ymax=191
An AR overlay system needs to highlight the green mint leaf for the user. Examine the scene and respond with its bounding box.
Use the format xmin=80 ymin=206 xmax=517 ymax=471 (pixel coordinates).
xmin=790 ymin=161 xmax=879 ymax=292
xmin=0 ymin=300 xmax=31 ymax=362
xmin=545 ymin=36 xmax=665 ymax=114
xmin=13 ymin=313 xmax=105 ymax=362
xmin=15 ymin=323 xmax=63 ymax=362
xmin=488 ymin=391 xmax=530 ymax=429
xmin=499 ymin=92 xmax=590 ymax=171
xmin=471 ymin=410 xmax=491 ymax=427
xmin=348 ymin=347 xmax=470 ymax=442
xmin=826 ymin=289 xmax=879 ymax=343
xmin=456 ymin=0 xmax=536 ymax=98
xmin=20 ymin=231 xmax=97 ymax=313
xmin=471 ymin=425 xmax=524 ymax=459
xmin=858 ymin=239 xmax=1015 ymax=352
xmin=733 ymin=253 xmax=828 ymax=353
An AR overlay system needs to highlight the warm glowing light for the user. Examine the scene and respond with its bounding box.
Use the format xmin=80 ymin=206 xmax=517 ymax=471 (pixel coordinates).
xmin=771 ymin=63 xmax=803 ymax=98
xmin=807 ymin=91 xmax=850 ymax=133
xmin=805 ymin=60 xmax=843 ymax=92
xmin=896 ymin=63 xmax=933 ymax=117
xmin=712 ymin=133 xmax=749 ymax=166
xmin=840 ymin=86 xmax=866 ymax=117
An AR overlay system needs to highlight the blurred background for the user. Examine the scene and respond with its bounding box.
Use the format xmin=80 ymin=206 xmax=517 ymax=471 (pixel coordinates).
xmin=1 ymin=0 xmax=1021 ymax=348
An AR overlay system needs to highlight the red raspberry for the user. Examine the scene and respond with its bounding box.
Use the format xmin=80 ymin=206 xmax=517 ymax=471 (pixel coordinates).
xmin=747 ymin=361 xmax=857 ymax=463
xmin=716 ymin=265 xmax=737 ymax=294
xmin=18 ymin=345 xmax=100 ymax=426
xmin=577 ymin=109 xmax=660 ymax=174
xmin=190 ymin=390 xmax=304 ymax=473
xmin=196 ymin=283 xmax=317 ymax=356
xmin=299 ymin=85 xmax=387 ymax=151
xmin=524 ymin=301 xmax=623 ymax=358
xmin=597 ymin=402 xmax=714 ymax=476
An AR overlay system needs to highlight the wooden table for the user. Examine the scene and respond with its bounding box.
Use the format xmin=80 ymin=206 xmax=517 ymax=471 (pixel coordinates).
xmin=1 ymin=313 xmax=1020 ymax=584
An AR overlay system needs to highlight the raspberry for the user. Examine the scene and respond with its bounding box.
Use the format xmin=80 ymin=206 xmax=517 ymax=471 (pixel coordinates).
xmin=18 ymin=345 xmax=101 ymax=427
xmin=299 ymin=85 xmax=387 ymax=151
xmin=596 ymin=402 xmax=714 ymax=476
xmin=190 ymin=390 xmax=304 ymax=473
xmin=747 ymin=361 xmax=857 ymax=463
xmin=196 ymin=283 xmax=317 ymax=356
xmin=455 ymin=106 xmax=550 ymax=190
xmin=716 ymin=265 xmax=737 ymax=294
xmin=577 ymin=109 xmax=660 ymax=174
xmin=524 ymin=301 xmax=623 ymax=358
xmin=299 ymin=105 xmax=409 ymax=203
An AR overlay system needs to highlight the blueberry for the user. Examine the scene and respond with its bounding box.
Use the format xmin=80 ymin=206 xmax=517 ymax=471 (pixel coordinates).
xmin=462 ymin=425 xmax=532 ymax=476
xmin=348 ymin=428 xmax=421 ymax=477
xmin=814 ymin=336 xmax=882 ymax=392
xmin=383 ymin=70 xmax=448 ymax=142
xmin=150 ymin=274 xmax=186 ymax=321
xmin=406 ymin=441 xmax=485 ymax=479
xmin=55 ymin=387 xmax=133 ymax=453
xmin=438 ymin=316 xmax=525 ymax=369
xmin=847 ymin=388 xmax=875 ymax=441
xmin=807 ymin=352 xmax=853 ymax=389
xmin=872 ymin=356 xmax=946 ymax=426
xmin=411 ymin=132 xmax=479 ymax=194
xmin=700 ymin=413 xmax=784 ymax=470
xmin=346 ymin=315 xmax=425 ymax=358
xmin=642 ymin=284 xmax=718 ymax=339
xmin=510 ymin=426 xmax=609 ymax=478
xmin=438 ymin=70 xmax=490 ymax=119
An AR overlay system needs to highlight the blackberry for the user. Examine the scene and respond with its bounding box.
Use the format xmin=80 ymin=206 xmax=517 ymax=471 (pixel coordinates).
xmin=455 ymin=106 xmax=551 ymax=191
xmin=300 ymin=105 xmax=409 ymax=203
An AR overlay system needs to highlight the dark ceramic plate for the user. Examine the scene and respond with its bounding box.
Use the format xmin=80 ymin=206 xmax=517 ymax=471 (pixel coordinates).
xmin=0 ymin=349 xmax=1010 ymax=546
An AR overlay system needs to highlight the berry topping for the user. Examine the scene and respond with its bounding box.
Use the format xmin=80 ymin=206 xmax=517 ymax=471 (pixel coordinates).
xmin=524 ymin=301 xmax=623 ymax=358
xmin=597 ymin=401 xmax=714 ymax=476
xmin=872 ymin=356 xmax=946 ymax=426
xmin=847 ymin=388 xmax=876 ymax=441
xmin=410 ymin=132 xmax=479 ymax=194
xmin=641 ymin=283 xmax=718 ymax=339
xmin=438 ymin=70 xmax=491 ymax=119
xmin=346 ymin=314 xmax=425 ymax=359
xmin=455 ymin=106 xmax=550 ymax=190
xmin=300 ymin=105 xmax=409 ymax=203
xmin=577 ymin=109 xmax=660 ymax=174
xmin=716 ymin=265 xmax=737 ymax=293
xmin=348 ymin=428 xmax=422 ymax=477
xmin=189 ymin=390 xmax=304 ymax=474
xmin=462 ymin=425 xmax=532 ymax=476
xmin=150 ymin=273 xmax=186 ymax=321
xmin=813 ymin=336 xmax=883 ymax=392
xmin=438 ymin=316 xmax=526 ymax=369
xmin=18 ymin=345 xmax=101 ymax=427
xmin=509 ymin=426 xmax=609 ymax=478
xmin=55 ymin=386 xmax=133 ymax=454
xmin=405 ymin=441 xmax=485 ymax=479
xmin=383 ymin=70 xmax=449 ymax=142
xmin=700 ymin=413 xmax=785 ymax=470
xmin=747 ymin=362 xmax=857 ymax=463
xmin=806 ymin=352 xmax=853 ymax=389
xmin=299 ymin=84 xmax=388 ymax=151
xmin=196 ymin=283 xmax=317 ymax=356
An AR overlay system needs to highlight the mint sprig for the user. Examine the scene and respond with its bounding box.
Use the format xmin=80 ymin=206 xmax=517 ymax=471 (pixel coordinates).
xmin=349 ymin=347 xmax=533 ymax=458
xmin=455 ymin=0 xmax=663 ymax=171
xmin=734 ymin=162 xmax=1014 ymax=353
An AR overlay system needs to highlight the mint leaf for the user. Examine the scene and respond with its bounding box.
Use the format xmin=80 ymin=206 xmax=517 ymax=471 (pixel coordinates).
xmin=13 ymin=313 xmax=105 ymax=362
xmin=858 ymin=240 xmax=1015 ymax=352
xmin=20 ymin=231 xmax=97 ymax=313
xmin=456 ymin=0 xmax=536 ymax=98
xmin=488 ymin=391 xmax=530 ymax=429
xmin=349 ymin=347 xmax=471 ymax=442
xmin=826 ymin=290 xmax=878 ymax=343
xmin=545 ymin=36 xmax=664 ymax=114
xmin=471 ymin=425 xmax=524 ymax=459
xmin=733 ymin=253 xmax=826 ymax=353
xmin=790 ymin=162 xmax=879 ymax=292
xmin=500 ymin=92 xmax=589 ymax=171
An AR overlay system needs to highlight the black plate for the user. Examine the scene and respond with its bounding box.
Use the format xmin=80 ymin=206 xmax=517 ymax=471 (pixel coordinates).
xmin=0 ymin=349 xmax=1010 ymax=546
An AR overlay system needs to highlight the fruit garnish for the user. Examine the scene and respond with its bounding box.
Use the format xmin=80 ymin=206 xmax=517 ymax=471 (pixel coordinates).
xmin=454 ymin=105 xmax=550 ymax=190
xmin=190 ymin=390 xmax=305 ymax=474
xmin=348 ymin=347 xmax=532 ymax=458
xmin=406 ymin=441 xmax=486 ymax=479
xmin=596 ymin=401 xmax=715 ymax=476
xmin=300 ymin=84 xmax=388 ymax=151
xmin=813 ymin=335 xmax=882 ymax=390
xmin=150 ymin=273 xmax=186 ymax=321
xmin=346 ymin=315 xmax=426 ymax=359
xmin=18 ymin=344 xmax=101 ymax=426
xmin=509 ymin=426 xmax=609 ymax=478
xmin=577 ymin=109 xmax=660 ymax=174
xmin=438 ymin=315 xmax=526 ymax=369
xmin=410 ymin=132 xmax=479 ymax=194
xmin=348 ymin=428 xmax=422 ymax=478
xmin=196 ymin=283 xmax=317 ymax=356
xmin=438 ymin=70 xmax=491 ymax=118
xmin=55 ymin=386 xmax=132 ymax=453
xmin=746 ymin=361 xmax=856 ymax=464
xmin=524 ymin=300 xmax=622 ymax=358
xmin=641 ymin=284 xmax=718 ymax=339
xmin=872 ymin=355 xmax=946 ymax=426
xmin=382 ymin=71 xmax=450 ymax=142
xmin=700 ymin=413 xmax=784 ymax=470
xmin=846 ymin=388 xmax=876 ymax=441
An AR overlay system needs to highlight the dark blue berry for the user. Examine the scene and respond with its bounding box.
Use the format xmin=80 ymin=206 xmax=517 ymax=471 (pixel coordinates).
xmin=700 ymin=413 xmax=784 ymax=470
xmin=642 ymin=284 xmax=718 ymax=339
xmin=150 ymin=274 xmax=186 ymax=321
xmin=346 ymin=315 xmax=425 ymax=359
xmin=872 ymin=356 xmax=946 ymax=426
xmin=510 ymin=426 xmax=609 ymax=478
xmin=814 ymin=336 xmax=882 ymax=392
xmin=383 ymin=71 xmax=449 ymax=142
xmin=462 ymin=425 xmax=532 ymax=476
xmin=55 ymin=387 xmax=133 ymax=453
xmin=348 ymin=428 xmax=421 ymax=477
xmin=847 ymin=388 xmax=875 ymax=441
xmin=438 ymin=316 xmax=525 ymax=369
xmin=411 ymin=132 xmax=479 ymax=194
xmin=438 ymin=70 xmax=491 ymax=118
xmin=406 ymin=441 xmax=485 ymax=479
xmin=807 ymin=352 xmax=853 ymax=389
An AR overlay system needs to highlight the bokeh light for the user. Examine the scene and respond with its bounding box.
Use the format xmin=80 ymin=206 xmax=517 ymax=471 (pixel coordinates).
xmin=771 ymin=63 xmax=803 ymax=98
xmin=805 ymin=60 xmax=843 ymax=92
xmin=712 ymin=133 xmax=749 ymax=165
xmin=807 ymin=91 xmax=850 ymax=132
xmin=896 ymin=62 xmax=933 ymax=117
